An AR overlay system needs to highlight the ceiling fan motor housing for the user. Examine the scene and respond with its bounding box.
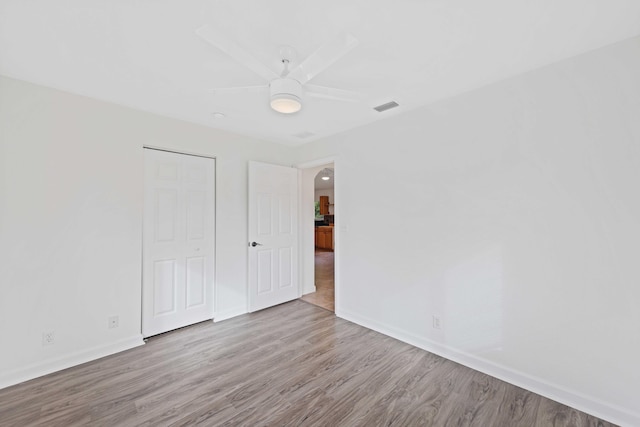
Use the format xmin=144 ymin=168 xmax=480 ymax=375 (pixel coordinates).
xmin=270 ymin=78 xmax=303 ymax=113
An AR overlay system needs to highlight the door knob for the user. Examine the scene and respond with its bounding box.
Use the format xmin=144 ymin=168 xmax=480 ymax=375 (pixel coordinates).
xmin=250 ymin=241 xmax=263 ymax=247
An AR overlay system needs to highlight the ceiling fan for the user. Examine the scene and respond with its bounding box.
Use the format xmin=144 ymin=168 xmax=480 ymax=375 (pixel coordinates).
xmin=195 ymin=25 xmax=360 ymax=114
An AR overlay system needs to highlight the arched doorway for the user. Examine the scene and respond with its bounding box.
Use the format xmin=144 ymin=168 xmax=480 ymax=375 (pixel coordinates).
xmin=300 ymin=166 xmax=335 ymax=311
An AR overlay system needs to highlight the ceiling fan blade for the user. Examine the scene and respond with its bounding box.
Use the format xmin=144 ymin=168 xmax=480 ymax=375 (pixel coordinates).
xmin=195 ymin=24 xmax=279 ymax=82
xmin=287 ymin=32 xmax=359 ymax=85
xmin=208 ymin=85 xmax=268 ymax=95
xmin=306 ymin=84 xmax=361 ymax=103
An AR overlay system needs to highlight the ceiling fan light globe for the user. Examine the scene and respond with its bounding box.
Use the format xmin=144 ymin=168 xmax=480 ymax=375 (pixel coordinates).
xmin=270 ymin=94 xmax=302 ymax=114
xmin=270 ymin=78 xmax=303 ymax=114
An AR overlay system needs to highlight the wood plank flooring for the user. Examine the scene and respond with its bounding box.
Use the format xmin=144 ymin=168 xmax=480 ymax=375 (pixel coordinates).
xmin=300 ymin=249 xmax=334 ymax=312
xmin=0 ymin=300 xmax=615 ymax=426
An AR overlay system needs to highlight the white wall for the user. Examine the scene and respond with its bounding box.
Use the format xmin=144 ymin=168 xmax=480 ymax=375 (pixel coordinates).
xmin=300 ymin=165 xmax=325 ymax=295
xmin=0 ymin=76 xmax=293 ymax=387
xmin=294 ymin=36 xmax=640 ymax=426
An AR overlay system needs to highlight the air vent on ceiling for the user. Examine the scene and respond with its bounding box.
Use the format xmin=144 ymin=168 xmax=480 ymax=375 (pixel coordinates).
xmin=373 ymin=101 xmax=399 ymax=112
xmin=294 ymin=131 xmax=315 ymax=139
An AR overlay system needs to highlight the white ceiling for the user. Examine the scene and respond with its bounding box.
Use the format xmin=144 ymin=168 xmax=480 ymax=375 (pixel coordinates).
xmin=1 ymin=1 xmax=639 ymax=146
xmin=315 ymin=167 xmax=334 ymax=191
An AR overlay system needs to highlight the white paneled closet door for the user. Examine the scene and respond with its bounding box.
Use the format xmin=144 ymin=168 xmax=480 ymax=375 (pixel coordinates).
xmin=142 ymin=148 xmax=215 ymax=338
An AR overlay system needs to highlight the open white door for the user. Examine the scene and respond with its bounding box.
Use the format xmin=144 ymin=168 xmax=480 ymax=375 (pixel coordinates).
xmin=248 ymin=161 xmax=299 ymax=312
xmin=142 ymin=149 xmax=215 ymax=337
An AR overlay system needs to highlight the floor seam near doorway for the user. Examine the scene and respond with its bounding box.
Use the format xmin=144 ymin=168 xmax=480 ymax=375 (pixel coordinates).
xmin=299 ymin=249 xmax=334 ymax=311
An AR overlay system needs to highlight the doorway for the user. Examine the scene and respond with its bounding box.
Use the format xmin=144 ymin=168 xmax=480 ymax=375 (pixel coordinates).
xmin=300 ymin=164 xmax=335 ymax=312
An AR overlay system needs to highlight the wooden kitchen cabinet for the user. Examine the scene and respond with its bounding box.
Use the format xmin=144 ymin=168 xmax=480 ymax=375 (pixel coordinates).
xmin=315 ymin=226 xmax=333 ymax=250
xmin=319 ymin=196 xmax=330 ymax=215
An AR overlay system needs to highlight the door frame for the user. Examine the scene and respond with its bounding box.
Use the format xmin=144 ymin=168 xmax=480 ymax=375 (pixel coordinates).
xmin=142 ymin=145 xmax=218 ymax=332
xmin=295 ymin=155 xmax=340 ymax=315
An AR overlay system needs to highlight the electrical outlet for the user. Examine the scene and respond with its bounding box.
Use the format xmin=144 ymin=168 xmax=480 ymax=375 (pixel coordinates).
xmin=42 ymin=331 xmax=55 ymax=346
xmin=108 ymin=316 xmax=119 ymax=329
xmin=432 ymin=315 xmax=442 ymax=330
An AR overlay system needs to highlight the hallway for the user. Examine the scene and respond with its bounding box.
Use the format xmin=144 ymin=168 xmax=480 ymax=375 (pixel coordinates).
xmin=300 ymin=249 xmax=334 ymax=311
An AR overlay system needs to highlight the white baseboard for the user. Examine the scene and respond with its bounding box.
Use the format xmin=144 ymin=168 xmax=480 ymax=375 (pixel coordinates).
xmin=214 ymin=306 xmax=247 ymax=322
xmin=337 ymin=309 xmax=639 ymax=427
xmin=0 ymin=334 xmax=145 ymax=390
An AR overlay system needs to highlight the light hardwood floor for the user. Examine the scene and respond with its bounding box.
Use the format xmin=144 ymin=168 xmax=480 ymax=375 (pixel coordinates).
xmin=0 ymin=300 xmax=615 ymax=426
xmin=300 ymin=249 xmax=334 ymax=312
